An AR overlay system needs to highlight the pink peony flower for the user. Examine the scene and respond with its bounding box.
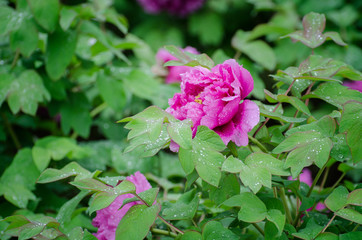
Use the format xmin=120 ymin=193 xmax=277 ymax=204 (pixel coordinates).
xmin=154 ymin=46 xmax=199 ymax=84
xmin=166 ymin=59 xmax=260 ymax=149
xmin=343 ymin=81 xmax=362 ymax=92
xmin=136 ymin=0 xmax=205 ymax=17
xmin=92 ymin=172 xmax=152 ymax=240
xmin=288 ymin=169 xmax=326 ymax=211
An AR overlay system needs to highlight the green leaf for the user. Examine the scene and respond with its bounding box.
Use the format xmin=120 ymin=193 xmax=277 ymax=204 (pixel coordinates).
xmin=303 ymin=83 xmax=362 ymax=109
xmin=32 ymin=136 xmax=83 ymax=171
xmin=162 ymin=189 xmax=199 ymax=220
xmin=60 ymin=93 xmax=92 ymax=138
xmin=266 ymin=209 xmax=285 ymax=237
xmin=115 ymin=204 xmax=160 ymax=240
xmin=204 ymin=174 xmax=240 ymax=205
xmin=286 ymin=116 xmax=336 ymax=138
xmin=134 ymin=188 xmax=158 ymax=206
xmin=28 ymin=0 xmax=59 ymax=32
xmin=335 ymin=208 xmax=362 ymax=225
xmin=96 ymin=72 xmax=126 ymax=112
xmin=232 ymin=30 xmax=276 ymax=70
xmin=59 ymin=7 xmax=77 ymax=31
xmin=238 ymin=153 xmax=290 ymax=193
xmin=202 ymin=221 xmax=239 ymax=240
xmin=328 ymin=5 xmax=359 ymax=28
xmin=37 ymin=162 xmax=91 ymax=184
xmin=189 ymin=12 xmax=223 ymax=46
xmin=340 ymin=101 xmax=362 ymax=163
xmin=7 ymin=70 xmax=50 ymax=115
xmin=0 ymin=73 xmax=12 ymax=107
xmin=340 ymin=232 xmax=362 ymax=240
xmin=347 ymin=189 xmax=362 ymax=206
xmin=56 ymin=190 xmax=89 ymax=224
xmin=274 ymin=131 xmax=332 ymax=177
xmin=222 ymin=156 xmax=243 ymax=173
xmin=179 ymin=126 xmax=225 ymax=187
xmin=105 ymin=8 xmax=128 ymax=34
xmin=46 ymin=28 xmax=77 ymax=80
xmin=292 ymin=218 xmax=324 ymax=240
xmin=167 ymin=120 xmax=193 ymax=150
xmin=0 ymin=149 xmax=40 ymax=208
xmin=0 ymin=6 xmax=22 ymax=36
xmin=10 ymin=17 xmax=38 ymax=57
xmin=325 ymin=186 xmax=349 ymax=212
xmin=223 ymin=193 xmax=267 ymax=223
xmin=180 ymin=231 xmax=202 ymax=240
xmin=315 ymin=233 xmax=338 ymax=240
xmin=258 ymin=104 xmax=306 ymax=123
xmin=276 ymin=95 xmax=311 ymax=116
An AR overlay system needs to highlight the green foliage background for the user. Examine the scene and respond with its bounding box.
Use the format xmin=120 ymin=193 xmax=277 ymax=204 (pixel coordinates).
xmin=0 ymin=0 xmax=361 ymax=239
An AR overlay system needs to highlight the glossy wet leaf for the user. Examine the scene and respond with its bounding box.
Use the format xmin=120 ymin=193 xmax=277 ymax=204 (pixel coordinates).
xmin=7 ymin=70 xmax=50 ymax=116
xmin=10 ymin=17 xmax=38 ymax=57
xmin=202 ymin=221 xmax=239 ymax=240
xmin=292 ymin=218 xmax=324 ymax=240
xmin=163 ymin=189 xmax=198 ymax=220
xmin=115 ymin=204 xmax=160 ymax=240
xmin=325 ymin=186 xmax=349 ymax=212
xmin=37 ymin=162 xmax=91 ymax=184
xmin=335 ymin=208 xmax=362 ymax=225
xmin=339 ymin=101 xmax=362 ymax=163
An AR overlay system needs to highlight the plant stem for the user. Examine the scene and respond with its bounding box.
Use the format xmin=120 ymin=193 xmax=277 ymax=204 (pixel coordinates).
xmin=318 ymin=214 xmax=336 ymax=236
xmin=1 ymin=112 xmax=21 ymax=150
xmin=352 ymin=224 xmax=360 ymax=232
xmin=227 ymin=141 xmax=239 ymax=158
xmin=248 ymin=135 xmax=268 ymax=153
xmin=151 ymin=228 xmax=177 ymax=238
xmin=252 ymin=223 xmax=264 ymax=236
xmin=279 ymin=187 xmax=293 ymax=224
xmin=11 ymin=50 xmax=20 ymax=69
xmin=90 ymin=102 xmax=107 ymax=118
xmin=134 ymin=193 xmax=184 ymax=235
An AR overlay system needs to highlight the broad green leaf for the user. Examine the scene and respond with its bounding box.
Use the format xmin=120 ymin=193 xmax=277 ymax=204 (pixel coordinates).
xmin=70 ymin=178 xmax=113 ymax=192
xmin=115 ymin=204 xmax=160 ymax=240
xmin=28 ymin=0 xmax=59 ymax=32
xmin=273 ymin=131 xmax=322 ymax=154
xmin=239 ymin=153 xmax=289 ymax=193
xmin=204 ymin=174 xmax=240 ymax=205
xmin=232 ymin=30 xmax=276 ymax=70
xmin=303 ymin=83 xmax=362 ymax=109
xmin=292 ymin=218 xmax=324 ymax=240
xmin=32 ymin=136 xmax=83 ymax=171
xmin=286 ymin=116 xmax=336 ymax=138
xmin=284 ymin=137 xmax=332 ymax=177
xmin=335 ymin=208 xmax=362 ymax=225
xmin=0 ymin=6 xmax=22 ymax=35
xmin=223 ymin=193 xmax=267 ymax=223
xmin=330 ymin=134 xmax=352 ymax=162
xmin=202 ymin=221 xmax=239 ymax=240
xmin=60 ymin=93 xmax=92 ymax=138
xmin=180 ymin=231 xmax=202 ymax=240
xmin=315 ymin=233 xmax=338 ymax=240
xmin=164 ymin=45 xmax=214 ymax=69
xmin=259 ymin=107 xmax=306 ymax=123
xmin=222 ymin=156 xmax=243 ymax=173
xmin=189 ymin=12 xmax=223 ymax=46
xmin=266 ymin=209 xmax=285 ymax=237
xmin=347 ymin=189 xmax=362 ymax=206
xmin=167 ymin=120 xmax=193 ymax=150
xmin=179 ymin=126 xmax=225 ymax=187
xmin=0 ymin=149 xmax=39 ymax=208
xmin=96 ymin=72 xmax=126 ymax=112
xmin=37 ymin=162 xmax=90 ymax=184
xmin=3 ymin=215 xmax=30 ymax=230
xmin=46 ymin=28 xmax=77 ymax=80
xmin=340 ymin=101 xmax=362 ymax=163
xmin=59 ymin=7 xmax=77 ymax=31
xmin=162 ymin=189 xmax=199 ymax=220
xmin=276 ymin=95 xmax=311 ymax=116
xmin=328 ymin=5 xmax=359 ymax=28
xmin=56 ymin=191 xmax=89 ymax=224
xmin=7 ymin=70 xmax=50 ymax=115
xmin=0 ymin=73 xmax=13 ymax=107
xmin=325 ymin=186 xmax=349 ymax=212
xmin=339 ymin=232 xmax=362 ymax=240
xmin=10 ymin=18 xmax=38 ymax=57
xmin=130 ymin=188 xmax=158 ymax=207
